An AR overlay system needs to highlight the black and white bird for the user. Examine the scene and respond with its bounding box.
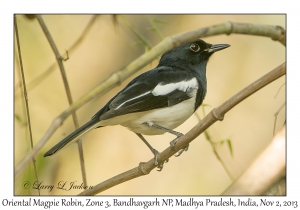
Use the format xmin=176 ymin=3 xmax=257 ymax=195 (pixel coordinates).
xmin=44 ymin=39 xmax=230 ymax=170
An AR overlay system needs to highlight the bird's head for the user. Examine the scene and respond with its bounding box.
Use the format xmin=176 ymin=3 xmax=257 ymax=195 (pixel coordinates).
xmin=158 ymin=39 xmax=230 ymax=69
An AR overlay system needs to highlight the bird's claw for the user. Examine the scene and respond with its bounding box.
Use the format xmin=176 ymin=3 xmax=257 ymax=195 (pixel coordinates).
xmin=174 ymin=144 xmax=189 ymax=157
xmin=156 ymin=158 xmax=169 ymax=171
xmin=170 ymin=138 xmax=189 ymax=157
xmin=157 ymin=163 xmax=164 ymax=171
xmin=153 ymin=150 xmax=169 ymax=171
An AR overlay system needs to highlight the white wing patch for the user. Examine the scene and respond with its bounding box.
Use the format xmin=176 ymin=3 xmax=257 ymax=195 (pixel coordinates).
xmin=115 ymin=91 xmax=151 ymax=110
xmin=152 ymin=77 xmax=198 ymax=96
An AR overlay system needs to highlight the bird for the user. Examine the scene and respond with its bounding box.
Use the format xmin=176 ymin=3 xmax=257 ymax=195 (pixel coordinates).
xmin=44 ymin=39 xmax=230 ymax=170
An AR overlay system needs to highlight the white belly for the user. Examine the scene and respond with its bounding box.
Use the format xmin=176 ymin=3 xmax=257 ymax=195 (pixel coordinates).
xmin=99 ymin=96 xmax=196 ymax=135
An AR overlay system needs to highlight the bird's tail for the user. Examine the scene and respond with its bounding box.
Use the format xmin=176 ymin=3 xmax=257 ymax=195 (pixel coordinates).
xmin=44 ymin=119 xmax=100 ymax=157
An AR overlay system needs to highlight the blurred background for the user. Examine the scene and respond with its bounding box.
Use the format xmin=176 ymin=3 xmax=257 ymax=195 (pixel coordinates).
xmin=14 ymin=14 xmax=285 ymax=195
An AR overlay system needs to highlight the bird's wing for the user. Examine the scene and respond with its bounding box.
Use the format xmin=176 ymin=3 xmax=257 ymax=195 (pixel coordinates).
xmin=99 ymin=68 xmax=198 ymax=120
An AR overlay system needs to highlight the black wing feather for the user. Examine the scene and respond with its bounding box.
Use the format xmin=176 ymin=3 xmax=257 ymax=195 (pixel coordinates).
xmin=100 ymin=89 xmax=191 ymax=120
xmin=93 ymin=67 xmax=197 ymax=121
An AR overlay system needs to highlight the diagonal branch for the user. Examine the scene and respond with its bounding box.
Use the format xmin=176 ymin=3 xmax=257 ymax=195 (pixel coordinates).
xmin=15 ymin=22 xmax=286 ymax=177
xmin=78 ymin=62 xmax=286 ymax=195
xmin=35 ymin=15 xmax=87 ymax=185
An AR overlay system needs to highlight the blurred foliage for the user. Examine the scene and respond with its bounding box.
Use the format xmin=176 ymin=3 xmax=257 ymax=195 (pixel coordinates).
xmin=15 ymin=114 xmax=24 ymax=126
xmin=147 ymin=18 xmax=169 ymax=41
xmin=218 ymin=138 xmax=234 ymax=157
xmin=118 ymin=15 xmax=152 ymax=51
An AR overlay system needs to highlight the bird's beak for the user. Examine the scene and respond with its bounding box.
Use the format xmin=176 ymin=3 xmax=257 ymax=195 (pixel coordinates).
xmin=208 ymin=44 xmax=230 ymax=53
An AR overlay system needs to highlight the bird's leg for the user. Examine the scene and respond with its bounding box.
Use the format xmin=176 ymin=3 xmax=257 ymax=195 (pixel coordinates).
xmin=135 ymin=133 xmax=167 ymax=171
xmin=143 ymin=122 xmax=189 ymax=157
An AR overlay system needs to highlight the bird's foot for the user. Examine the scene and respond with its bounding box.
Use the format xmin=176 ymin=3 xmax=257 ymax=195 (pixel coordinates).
xmin=174 ymin=144 xmax=189 ymax=157
xmin=170 ymin=133 xmax=184 ymax=149
xmin=156 ymin=158 xmax=169 ymax=171
xmin=153 ymin=149 xmax=169 ymax=171
xmin=170 ymin=136 xmax=189 ymax=157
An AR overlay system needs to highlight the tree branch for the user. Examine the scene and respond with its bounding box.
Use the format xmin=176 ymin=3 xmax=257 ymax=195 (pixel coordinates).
xmin=35 ymin=15 xmax=87 ymax=185
xmin=14 ymin=15 xmax=41 ymax=195
xmin=78 ymin=63 xmax=286 ymax=195
xmin=14 ymin=22 xmax=286 ymax=177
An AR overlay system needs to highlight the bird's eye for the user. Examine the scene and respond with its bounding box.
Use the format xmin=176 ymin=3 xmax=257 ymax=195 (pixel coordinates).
xmin=190 ymin=43 xmax=200 ymax=52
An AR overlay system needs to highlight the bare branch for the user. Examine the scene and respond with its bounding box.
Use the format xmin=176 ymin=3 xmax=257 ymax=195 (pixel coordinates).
xmin=14 ymin=22 xmax=286 ymax=177
xmin=78 ymin=63 xmax=286 ymax=195
xmin=14 ymin=15 xmax=40 ymax=195
xmin=35 ymin=15 xmax=87 ymax=185
xmin=172 ymin=21 xmax=286 ymax=46
xmin=222 ymin=125 xmax=286 ymax=195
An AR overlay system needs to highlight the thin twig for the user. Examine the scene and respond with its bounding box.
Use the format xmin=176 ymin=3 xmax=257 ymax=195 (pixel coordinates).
xmin=274 ymin=83 xmax=285 ymax=99
xmin=194 ymin=112 xmax=234 ymax=181
xmin=273 ymin=102 xmax=285 ymax=136
xmin=14 ymin=15 xmax=40 ymax=195
xmin=14 ymin=15 xmax=99 ymax=99
xmin=78 ymin=63 xmax=286 ymax=195
xmin=222 ymin=125 xmax=286 ymax=195
xmin=35 ymin=15 xmax=87 ymax=186
xmin=15 ymin=22 xmax=286 ymax=177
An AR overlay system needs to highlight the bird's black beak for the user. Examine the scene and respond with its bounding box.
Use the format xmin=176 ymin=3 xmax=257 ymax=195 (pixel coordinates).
xmin=208 ymin=43 xmax=230 ymax=53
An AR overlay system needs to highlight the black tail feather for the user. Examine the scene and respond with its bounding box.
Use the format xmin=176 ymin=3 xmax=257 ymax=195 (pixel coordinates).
xmin=44 ymin=119 xmax=99 ymax=157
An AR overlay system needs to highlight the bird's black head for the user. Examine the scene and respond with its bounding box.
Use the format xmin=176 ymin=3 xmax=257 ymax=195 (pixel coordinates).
xmin=158 ymin=39 xmax=230 ymax=70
